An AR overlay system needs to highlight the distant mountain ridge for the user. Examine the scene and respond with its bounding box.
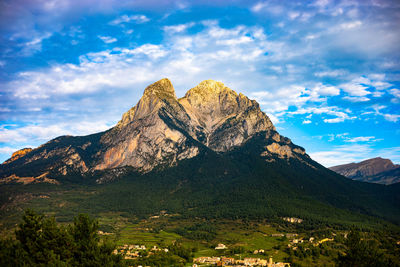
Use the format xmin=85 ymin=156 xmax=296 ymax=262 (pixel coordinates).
xmin=329 ymin=157 xmax=400 ymax=185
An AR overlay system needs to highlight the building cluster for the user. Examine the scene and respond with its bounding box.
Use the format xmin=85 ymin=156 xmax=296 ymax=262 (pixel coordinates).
xmin=98 ymin=230 xmax=113 ymax=236
xmin=193 ymin=256 xmax=290 ymax=266
xmin=215 ymin=243 xmax=228 ymax=250
xmin=287 ymin=235 xmax=334 ymax=251
xmin=113 ymin=244 xmax=168 ymax=260
xmin=282 ymin=217 xmax=303 ymax=224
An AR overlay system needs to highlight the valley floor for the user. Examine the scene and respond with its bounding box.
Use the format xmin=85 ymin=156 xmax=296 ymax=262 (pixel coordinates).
xmin=1 ymin=183 xmax=400 ymax=266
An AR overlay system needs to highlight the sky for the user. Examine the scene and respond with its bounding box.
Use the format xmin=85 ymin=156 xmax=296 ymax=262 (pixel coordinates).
xmin=0 ymin=0 xmax=399 ymax=167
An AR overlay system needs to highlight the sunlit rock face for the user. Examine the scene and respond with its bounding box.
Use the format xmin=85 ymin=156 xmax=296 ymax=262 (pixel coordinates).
xmin=95 ymin=78 xmax=306 ymax=172
xmin=96 ymin=78 xmax=201 ymax=172
xmin=3 ymin=148 xmax=33 ymax=164
xmin=1 ymin=78 xmax=310 ymax=177
xmin=180 ymin=80 xmax=275 ymax=151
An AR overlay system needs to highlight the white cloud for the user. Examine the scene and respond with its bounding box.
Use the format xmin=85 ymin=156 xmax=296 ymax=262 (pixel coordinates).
xmin=16 ymin=32 xmax=53 ymax=55
xmin=302 ymin=120 xmax=312 ymax=124
xmin=314 ymin=69 xmax=347 ymax=77
xmin=340 ymin=82 xmax=370 ymax=96
xmin=289 ymin=106 xmax=355 ymax=124
xmin=323 ymin=117 xmax=345 ymax=123
xmin=266 ymin=113 xmax=281 ymax=124
xmin=340 ymin=20 xmax=362 ymax=30
xmin=312 ymin=83 xmax=340 ymax=96
xmin=342 ymin=96 xmax=370 ymax=102
xmin=305 ymin=34 xmax=318 ymax=40
xmin=98 ymin=36 xmax=117 ymax=44
xmin=0 ymin=121 xmax=111 ymax=144
xmin=163 ymin=22 xmax=195 ymax=33
xmin=343 ymin=136 xmax=376 ymax=143
xmin=252 ymin=85 xmax=309 ymax=113
xmin=369 ymin=104 xmax=400 ymax=122
xmin=383 ymin=113 xmax=400 ymax=122
xmin=7 ymin=23 xmax=286 ymax=104
xmin=110 ymin=14 xmax=149 ymax=25
xmin=250 ymin=1 xmax=283 ymax=14
xmin=0 ymin=146 xmax=20 ymax=155
xmin=372 ymin=91 xmax=384 ymax=97
xmin=251 ymin=2 xmax=268 ymax=12
xmin=312 ymin=0 xmax=331 ymax=8
xmin=317 ymin=133 xmax=378 ymax=143
xmin=390 ymin=88 xmax=400 ymax=98
xmin=288 ymin=11 xmax=300 ymax=20
xmin=310 ymin=144 xmax=373 ymax=167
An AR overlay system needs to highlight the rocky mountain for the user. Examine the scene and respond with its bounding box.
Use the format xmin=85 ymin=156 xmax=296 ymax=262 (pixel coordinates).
xmin=0 ymin=78 xmax=308 ymax=182
xmin=0 ymin=79 xmax=399 ymax=226
xmin=330 ymin=157 xmax=400 ymax=185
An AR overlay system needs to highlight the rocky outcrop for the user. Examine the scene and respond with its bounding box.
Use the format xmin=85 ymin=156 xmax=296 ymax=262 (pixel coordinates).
xmin=330 ymin=157 xmax=400 ymax=185
xmin=0 ymin=78 xmax=311 ymax=180
xmin=0 ymin=172 xmax=59 ymax=185
xmin=3 ymin=148 xmax=32 ymax=164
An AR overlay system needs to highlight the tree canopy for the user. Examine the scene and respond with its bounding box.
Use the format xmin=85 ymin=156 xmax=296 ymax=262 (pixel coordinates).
xmin=0 ymin=210 xmax=122 ymax=266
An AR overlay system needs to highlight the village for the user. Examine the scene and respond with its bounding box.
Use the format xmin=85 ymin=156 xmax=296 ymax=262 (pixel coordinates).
xmin=192 ymin=255 xmax=290 ymax=266
xmin=111 ymin=227 xmax=338 ymax=266
xmin=113 ymin=242 xmax=291 ymax=266
xmin=110 ymin=216 xmax=338 ymax=266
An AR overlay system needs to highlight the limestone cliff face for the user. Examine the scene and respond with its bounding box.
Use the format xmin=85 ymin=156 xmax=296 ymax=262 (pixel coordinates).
xmin=179 ymin=80 xmax=275 ymax=151
xmin=1 ymin=78 xmax=310 ymax=179
xmin=95 ymin=79 xmax=201 ymax=172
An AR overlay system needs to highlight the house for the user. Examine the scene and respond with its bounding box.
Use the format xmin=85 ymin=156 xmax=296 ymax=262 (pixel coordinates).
xmin=244 ymin=258 xmax=259 ymax=266
xmin=267 ymin=257 xmax=291 ymax=267
xmin=291 ymin=239 xmax=303 ymax=244
xmin=215 ymin=243 xmax=227 ymax=249
xmin=194 ymin=257 xmax=221 ymax=264
xmin=221 ymin=257 xmax=235 ymax=265
xmin=317 ymin=238 xmax=334 ymax=245
xmin=271 ymin=233 xmax=284 ymax=237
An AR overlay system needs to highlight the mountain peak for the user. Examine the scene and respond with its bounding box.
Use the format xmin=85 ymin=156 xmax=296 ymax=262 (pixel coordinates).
xmin=330 ymin=157 xmax=400 ymax=184
xmin=143 ymin=78 xmax=176 ymax=99
xmin=117 ymin=78 xmax=177 ymax=127
xmin=178 ymin=79 xmax=276 ymax=151
xmin=185 ymin=79 xmax=234 ymax=99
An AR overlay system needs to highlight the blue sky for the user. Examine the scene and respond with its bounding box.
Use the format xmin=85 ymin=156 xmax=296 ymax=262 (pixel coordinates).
xmin=0 ymin=0 xmax=399 ymax=167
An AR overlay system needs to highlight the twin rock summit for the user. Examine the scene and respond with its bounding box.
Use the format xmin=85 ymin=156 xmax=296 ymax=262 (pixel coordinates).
xmin=1 ymin=79 xmax=310 ymax=182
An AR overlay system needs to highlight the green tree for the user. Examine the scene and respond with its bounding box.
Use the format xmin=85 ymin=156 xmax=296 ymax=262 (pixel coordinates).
xmin=71 ymin=214 xmax=120 ymax=266
xmin=0 ymin=210 xmax=123 ymax=267
xmin=15 ymin=209 xmax=73 ymax=266
xmin=336 ymin=230 xmax=388 ymax=267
